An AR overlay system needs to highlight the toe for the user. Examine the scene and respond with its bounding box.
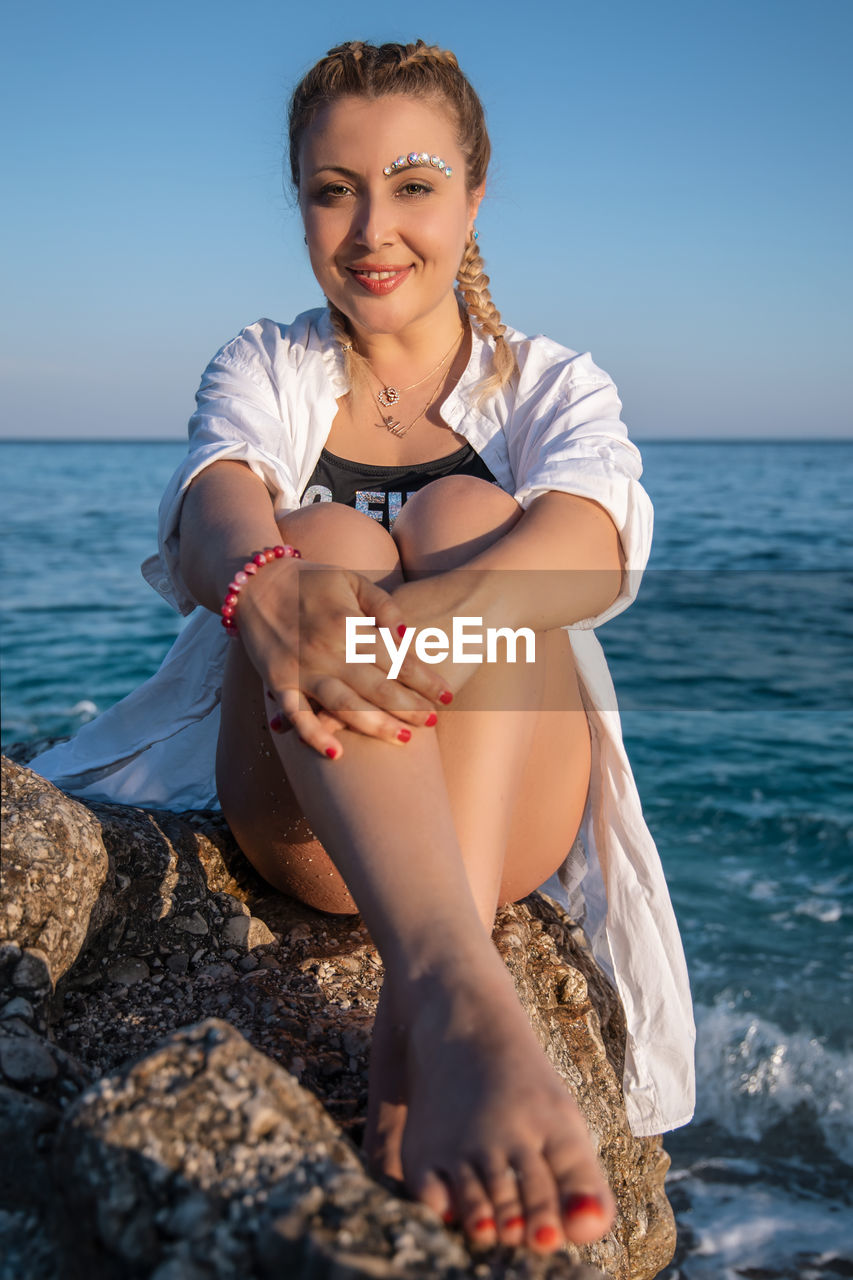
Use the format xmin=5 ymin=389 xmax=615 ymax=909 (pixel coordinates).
xmin=364 ymin=1107 xmax=406 ymax=1182
xmin=449 ymin=1162 xmax=499 ymax=1246
xmin=478 ymin=1160 xmax=526 ymax=1246
xmin=411 ymin=1168 xmax=453 ymax=1223
xmin=512 ymin=1151 xmax=564 ymax=1253
xmin=560 ymin=1190 xmax=615 ymax=1245
xmin=545 ymin=1137 xmax=615 ymax=1244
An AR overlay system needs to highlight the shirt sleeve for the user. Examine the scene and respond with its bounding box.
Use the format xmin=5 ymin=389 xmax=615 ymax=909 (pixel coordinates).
xmin=508 ymin=343 xmax=654 ymax=629
xmin=141 ymin=328 xmax=302 ymax=615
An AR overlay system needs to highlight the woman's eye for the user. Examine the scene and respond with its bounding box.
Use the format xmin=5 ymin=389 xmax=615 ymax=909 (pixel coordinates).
xmin=398 ymin=181 xmax=433 ymax=197
xmin=317 ymin=183 xmax=352 ymax=201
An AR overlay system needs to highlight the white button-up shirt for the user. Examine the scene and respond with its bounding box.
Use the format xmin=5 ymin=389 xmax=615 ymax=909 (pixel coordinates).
xmin=31 ymin=307 xmax=695 ymax=1137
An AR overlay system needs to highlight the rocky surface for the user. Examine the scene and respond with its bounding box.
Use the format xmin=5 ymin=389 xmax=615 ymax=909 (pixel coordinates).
xmin=0 ymin=754 xmax=675 ymax=1279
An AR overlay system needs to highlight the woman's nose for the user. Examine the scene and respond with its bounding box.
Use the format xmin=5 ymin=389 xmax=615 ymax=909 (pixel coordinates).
xmin=352 ymin=194 xmax=393 ymax=249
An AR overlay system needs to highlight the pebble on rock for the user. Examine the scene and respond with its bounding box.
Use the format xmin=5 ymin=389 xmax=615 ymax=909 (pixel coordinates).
xmin=0 ymin=1033 xmax=59 ymax=1084
xmin=107 ymin=958 xmax=151 ymax=986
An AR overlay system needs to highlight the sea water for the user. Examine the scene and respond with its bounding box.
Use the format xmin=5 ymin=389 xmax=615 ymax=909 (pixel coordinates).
xmin=1 ymin=439 xmax=851 ymax=1277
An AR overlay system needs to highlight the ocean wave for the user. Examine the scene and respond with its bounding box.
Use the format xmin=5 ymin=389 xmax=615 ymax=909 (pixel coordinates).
xmin=693 ymin=1003 xmax=853 ymax=1165
xmin=795 ymin=899 xmax=845 ymax=924
xmin=662 ymin=1172 xmax=853 ymax=1279
xmin=68 ymin=699 xmax=98 ymax=720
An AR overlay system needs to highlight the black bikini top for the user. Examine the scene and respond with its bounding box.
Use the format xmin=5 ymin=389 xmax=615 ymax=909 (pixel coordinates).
xmin=299 ymin=442 xmax=498 ymax=531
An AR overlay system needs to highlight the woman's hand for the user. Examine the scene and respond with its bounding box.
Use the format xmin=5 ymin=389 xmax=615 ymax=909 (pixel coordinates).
xmin=235 ymin=557 xmax=451 ymax=758
xmin=389 ymin=569 xmax=509 ymax=700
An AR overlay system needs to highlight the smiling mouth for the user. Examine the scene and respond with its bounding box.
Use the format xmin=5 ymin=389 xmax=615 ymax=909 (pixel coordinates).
xmin=347 ymin=265 xmax=412 ymax=295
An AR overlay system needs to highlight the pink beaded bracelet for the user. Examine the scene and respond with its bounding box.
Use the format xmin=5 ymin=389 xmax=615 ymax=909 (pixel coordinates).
xmin=220 ymin=544 xmax=301 ymax=636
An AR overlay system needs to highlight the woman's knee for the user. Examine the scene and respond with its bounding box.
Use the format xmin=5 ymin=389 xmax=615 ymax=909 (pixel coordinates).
xmin=392 ymin=476 xmax=522 ymax=575
xmin=277 ymin=502 xmax=401 ymax=578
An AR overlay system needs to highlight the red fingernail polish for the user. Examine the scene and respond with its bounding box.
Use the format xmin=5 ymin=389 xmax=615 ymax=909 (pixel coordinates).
xmin=439 ymin=690 xmax=453 ymax=705
xmin=397 ymin=728 xmax=411 ymax=743
xmin=534 ymin=1224 xmax=560 ymax=1246
xmin=564 ymin=1193 xmax=604 ymax=1218
xmin=473 ymin=1217 xmax=496 ymax=1234
xmin=503 ymin=1215 xmax=526 ymax=1231
xmin=397 ymin=623 xmax=407 ymax=638
xmin=325 ymin=746 xmax=338 ymax=759
xmin=425 ymin=712 xmax=438 ymax=727
xmin=442 ymin=1209 xmax=454 ymax=1224
xmin=269 ymin=714 xmax=284 ymax=732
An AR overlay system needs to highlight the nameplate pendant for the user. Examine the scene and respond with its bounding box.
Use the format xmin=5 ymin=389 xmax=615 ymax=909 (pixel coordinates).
xmin=383 ymin=416 xmax=410 ymax=438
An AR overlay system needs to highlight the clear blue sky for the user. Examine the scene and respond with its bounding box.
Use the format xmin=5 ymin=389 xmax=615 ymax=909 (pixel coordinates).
xmin=2 ymin=0 xmax=850 ymax=439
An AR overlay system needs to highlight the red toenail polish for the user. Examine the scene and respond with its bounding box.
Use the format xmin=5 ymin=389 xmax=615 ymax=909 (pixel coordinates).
xmin=473 ymin=1217 xmax=496 ymax=1233
xmin=425 ymin=712 xmax=438 ymax=727
xmin=397 ymin=728 xmax=411 ymax=743
xmin=439 ymin=690 xmax=453 ymax=705
xmin=269 ymin=714 xmax=284 ymax=732
xmin=534 ymin=1224 xmax=560 ymax=1246
xmin=564 ymin=1193 xmax=604 ymax=1218
xmin=504 ymin=1215 xmax=526 ymax=1231
xmin=397 ymin=623 xmax=407 ymax=638
xmin=325 ymin=746 xmax=338 ymax=759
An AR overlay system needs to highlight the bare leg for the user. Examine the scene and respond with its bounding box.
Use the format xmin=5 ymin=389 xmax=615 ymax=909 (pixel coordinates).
xmin=217 ymin=490 xmax=613 ymax=1253
xmin=365 ymin=479 xmax=591 ymax=1217
xmin=363 ymin=622 xmax=593 ymax=1253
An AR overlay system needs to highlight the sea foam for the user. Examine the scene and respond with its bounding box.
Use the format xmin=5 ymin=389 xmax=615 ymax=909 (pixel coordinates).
xmin=693 ymin=1003 xmax=853 ymax=1165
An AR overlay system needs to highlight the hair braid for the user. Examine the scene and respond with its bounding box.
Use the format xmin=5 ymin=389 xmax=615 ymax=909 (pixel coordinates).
xmin=395 ymin=43 xmax=460 ymax=72
xmin=289 ymin=40 xmax=518 ymax=400
xmin=456 ymin=237 xmax=515 ymax=396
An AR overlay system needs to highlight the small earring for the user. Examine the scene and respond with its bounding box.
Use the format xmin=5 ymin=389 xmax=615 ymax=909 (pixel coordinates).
xmin=471 ymin=226 xmax=479 ymax=241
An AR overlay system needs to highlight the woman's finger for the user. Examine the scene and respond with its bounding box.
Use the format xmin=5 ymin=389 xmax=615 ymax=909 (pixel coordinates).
xmin=313 ymin=704 xmax=346 ymax=734
xmin=308 ymin=675 xmax=425 ymax=746
xmin=351 ymin=574 xmax=454 ymax=707
xmin=268 ymin=685 xmax=344 ymax=760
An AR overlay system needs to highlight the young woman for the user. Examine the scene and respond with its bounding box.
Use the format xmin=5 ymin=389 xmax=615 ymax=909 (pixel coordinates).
xmin=33 ymin=40 xmax=695 ymax=1256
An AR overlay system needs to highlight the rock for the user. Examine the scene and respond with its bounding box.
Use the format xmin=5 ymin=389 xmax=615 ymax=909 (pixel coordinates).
xmin=0 ymin=1030 xmax=59 ymax=1084
xmin=55 ymin=1019 xmax=607 ymax=1280
xmin=106 ymin=958 xmax=150 ymax=986
xmin=0 ymin=1083 xmax=61 ymax=1202
xmin=0 ymin=946 xmax=54 ymax=1048
xmin=222 ymin=913 xmax=276 ymax=949
xmin=172 ymin=911 xmax=209 ymax=936
xmin=1 ymin=757 xmax=110 ymax=991
xmin=0 ymin=755 xmax=676 ymax=1278
xmin=0 ymin=1013 xmax=91 ymax=1111
xmin=1 ymin=996 xmax=36 ymax=1023
xmin=0 ymin=1084 xmax=66 ymax=1279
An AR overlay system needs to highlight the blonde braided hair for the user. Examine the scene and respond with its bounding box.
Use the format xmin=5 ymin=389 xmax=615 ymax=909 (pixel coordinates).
xmin=455 ymin=235 xmax=515 ymax=397
xmin=288 ymin=39 xmax=517 ymax=400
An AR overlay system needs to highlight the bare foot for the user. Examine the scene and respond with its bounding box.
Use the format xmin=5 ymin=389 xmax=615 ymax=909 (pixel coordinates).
xmin=394 ymin=960 xmax=615 ymax=1255
xmin=362 ymin=982 xmax=407 ymax=1182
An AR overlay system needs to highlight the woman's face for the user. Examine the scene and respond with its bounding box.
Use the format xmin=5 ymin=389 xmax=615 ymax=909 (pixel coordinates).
xmin=299 ymin=93 xmax=482 ymax=342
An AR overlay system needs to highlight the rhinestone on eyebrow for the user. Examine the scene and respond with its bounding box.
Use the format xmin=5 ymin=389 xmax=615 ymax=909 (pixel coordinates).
xmin=382 ymin=153 xmax=453 ymax=178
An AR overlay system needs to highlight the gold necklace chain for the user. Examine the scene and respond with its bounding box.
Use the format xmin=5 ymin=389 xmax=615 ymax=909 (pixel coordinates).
xmin=366 ymin=329 xmax=464 ymax=408
xmin=366 ymin=330 xmax=464 ymax=437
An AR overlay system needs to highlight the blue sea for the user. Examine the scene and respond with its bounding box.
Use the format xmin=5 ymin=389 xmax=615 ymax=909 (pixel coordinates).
xmin=1 ymin=440 xmax=851 ymax=1279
